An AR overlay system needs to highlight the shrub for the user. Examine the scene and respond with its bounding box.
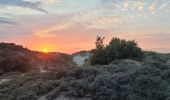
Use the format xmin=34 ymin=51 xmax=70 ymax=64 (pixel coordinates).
xmin=90 ymin=36 xmax=143 ymax=65
xmin=0 ymin=55 xmax=34 ymax=72
xmin=89 ymin=75 xmax=119 ymax=100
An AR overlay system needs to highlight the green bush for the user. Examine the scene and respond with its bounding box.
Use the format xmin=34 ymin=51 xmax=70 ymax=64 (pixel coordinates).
xmin=90 ymin=36 xmax=143 ymax=65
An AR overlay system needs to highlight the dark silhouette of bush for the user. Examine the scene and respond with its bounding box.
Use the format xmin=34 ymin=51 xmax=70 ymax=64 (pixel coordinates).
xmin=0 ymin=54 xmax=33 ymax=72
xmin=90 ymin=36 xmax=143 ymax=65
xmin=90 ymin=36 xmax=107 ymax=65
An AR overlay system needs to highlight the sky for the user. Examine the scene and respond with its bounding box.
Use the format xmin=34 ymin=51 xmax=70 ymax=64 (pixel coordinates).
xmin=0 ymin=0 xmax=170 ymax=54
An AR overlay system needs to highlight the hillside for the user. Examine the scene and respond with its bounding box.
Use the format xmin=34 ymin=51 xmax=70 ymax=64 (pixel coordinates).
xmin=0 ymin=42 xmax=76 ymax=74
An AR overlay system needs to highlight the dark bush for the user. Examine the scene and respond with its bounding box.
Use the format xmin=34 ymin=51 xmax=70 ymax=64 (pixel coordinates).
xmin=90 ymin=36 xmax=143 ymax=65
xmin=0 ymin=54 xmax=34 ymax=72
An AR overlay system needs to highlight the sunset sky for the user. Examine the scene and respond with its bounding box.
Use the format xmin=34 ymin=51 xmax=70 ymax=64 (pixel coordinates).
xmin=0 ymin=0 xmax=170 ymax=54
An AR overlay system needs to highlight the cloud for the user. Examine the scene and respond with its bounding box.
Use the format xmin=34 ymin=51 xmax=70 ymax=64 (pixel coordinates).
xmin=125 ymin=1 xmax=146 ymax=11
xmin=160 ymin=2 xmax=170 ymax=11
xmin=99 ymin=0 xmax=122 ymax=9
xmin=0 ymin=0 xmax=47 ymax=13
xmin=34 ymin=23 xmax=72 ymax=38
xmin=0 ymin=17 xmax=18 ymax=25
xmin=42 ymin=0 xmax=60 ymax=4
xmin=148 ymin=1 xmax=157 ymax=13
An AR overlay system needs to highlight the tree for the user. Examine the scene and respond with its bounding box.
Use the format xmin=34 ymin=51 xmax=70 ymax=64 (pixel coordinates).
xmin=90 ymin=36 xmax=106 ymax=65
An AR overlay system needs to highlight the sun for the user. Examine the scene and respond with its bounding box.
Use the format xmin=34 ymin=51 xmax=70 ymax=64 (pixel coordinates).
xmin=42 ymin=48 xmax=48 ymax=53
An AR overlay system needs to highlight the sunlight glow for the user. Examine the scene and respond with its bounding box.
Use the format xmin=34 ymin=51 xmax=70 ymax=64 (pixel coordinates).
xmin=43 ymin=48 xmax=48 ymax=53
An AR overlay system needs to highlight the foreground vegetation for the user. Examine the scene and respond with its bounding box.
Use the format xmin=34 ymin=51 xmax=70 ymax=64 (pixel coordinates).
xmin=0 ymin=38 xmax=170 ymax=100
xmin=1 ymin=52 xmax=170 ymax=100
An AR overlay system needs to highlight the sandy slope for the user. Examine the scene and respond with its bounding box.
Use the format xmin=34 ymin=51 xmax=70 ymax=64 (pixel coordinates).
xmin=73 ymin=54 xmax=90 ymax=66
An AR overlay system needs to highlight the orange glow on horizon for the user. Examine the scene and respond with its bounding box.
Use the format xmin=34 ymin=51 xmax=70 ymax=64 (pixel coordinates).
xmin=42 ymin=48 xmax=48 ymax=53
xmin=14 ymin=32 xmax=170 ymax=54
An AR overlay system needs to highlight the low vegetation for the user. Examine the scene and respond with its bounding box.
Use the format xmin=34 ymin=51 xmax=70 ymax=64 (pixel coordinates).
xmin=0 ymin=37 xmax=170 ymax=100
xmin=1 ymin=53 xmax=170 ymax=100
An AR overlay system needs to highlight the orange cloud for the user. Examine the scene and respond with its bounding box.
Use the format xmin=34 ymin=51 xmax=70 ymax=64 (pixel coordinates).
xmin=34 ymin=23 xmax=71 ymax=38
